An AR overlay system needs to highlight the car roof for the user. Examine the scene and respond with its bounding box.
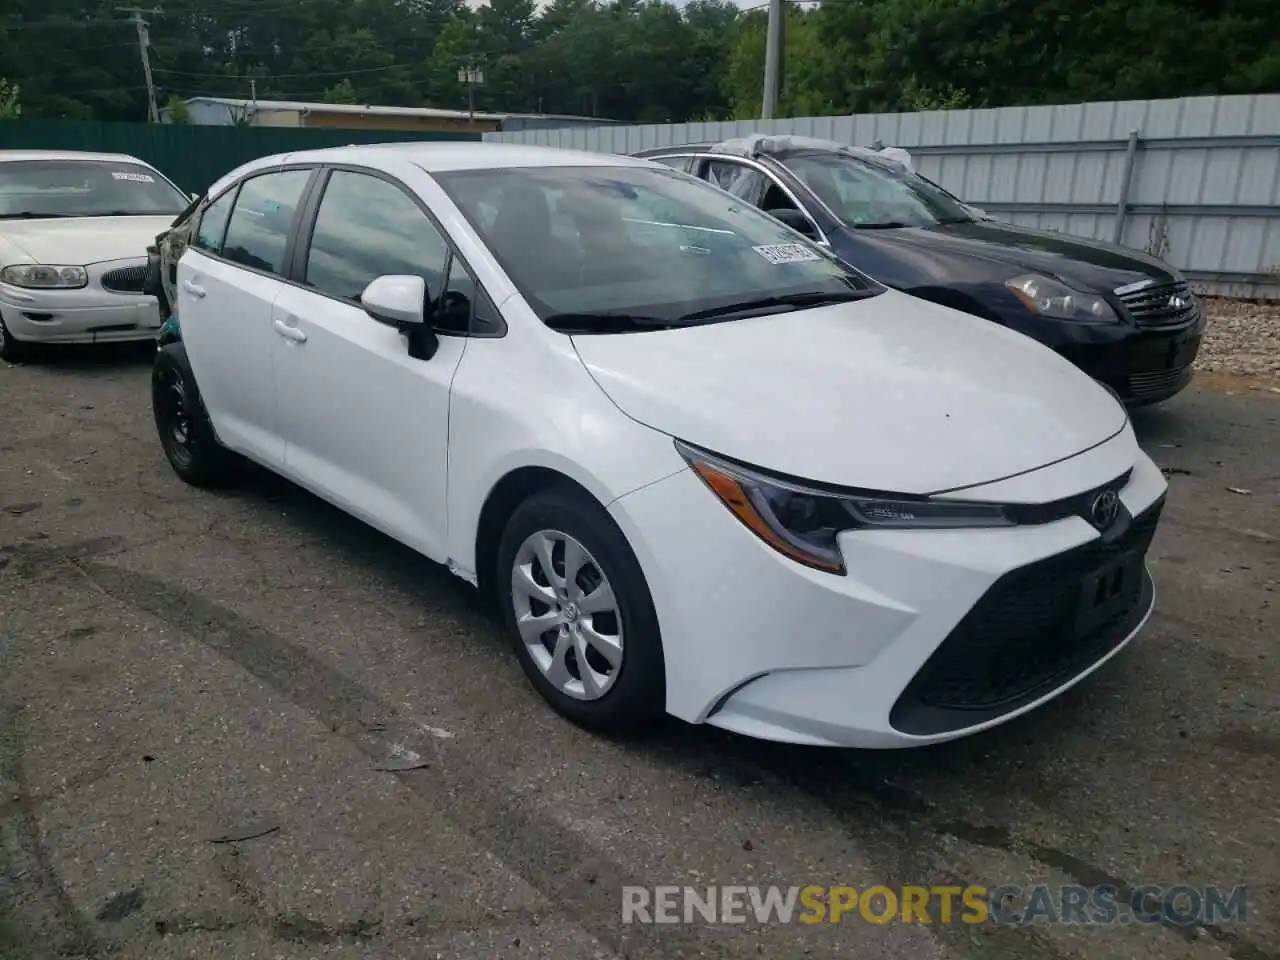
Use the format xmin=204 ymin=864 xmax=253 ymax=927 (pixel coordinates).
xmin=0 ymin=149 xmax=154 ymax=165
xmin=251 ymin=141 xmax=650 ymax=175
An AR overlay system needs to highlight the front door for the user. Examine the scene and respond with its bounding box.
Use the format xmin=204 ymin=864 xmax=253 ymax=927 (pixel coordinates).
xmin=270 ymin=167 xmax=466 ymax=561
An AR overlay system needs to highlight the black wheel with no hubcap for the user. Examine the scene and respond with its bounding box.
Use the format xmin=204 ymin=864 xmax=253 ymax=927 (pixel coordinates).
xmin=151 ymin=345 xmax=241 ymax=488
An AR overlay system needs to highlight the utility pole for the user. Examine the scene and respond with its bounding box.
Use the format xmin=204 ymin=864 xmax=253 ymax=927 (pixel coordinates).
xmin=457 ymin=57 xmax=484 ymax=128
xmin=118 ymin=6 xmax=162 ymax=123
xmin=249 ymin=78 xmax=257 ymax=101
xmin=761 ymin=0 xmax=785 ymax=119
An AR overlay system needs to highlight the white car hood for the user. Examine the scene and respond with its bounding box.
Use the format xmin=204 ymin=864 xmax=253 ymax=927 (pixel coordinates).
xmin=0 ymin=215 xmax=174 ymax=266
xmin=572 ymin=290 xmax=1128 ymax=494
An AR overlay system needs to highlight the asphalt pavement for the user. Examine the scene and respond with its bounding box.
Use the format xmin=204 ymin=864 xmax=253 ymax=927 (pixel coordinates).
xmin=1 ymin=345 xmax=1277 ymax=960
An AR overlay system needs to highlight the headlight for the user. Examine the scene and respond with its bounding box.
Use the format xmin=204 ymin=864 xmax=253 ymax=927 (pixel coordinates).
xmin=1 ymin=264 xmax=89 ymax=289
xmin=677 ymin=442 xmax=1013 ymax=574
xmin=1005 ymin=273 xmax=1116 ymax=323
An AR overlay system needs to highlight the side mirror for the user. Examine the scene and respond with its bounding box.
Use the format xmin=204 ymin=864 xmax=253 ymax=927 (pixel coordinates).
xmin=361 ymin=274 xmax=438 ymax=360
xmin=767 ymin=208 xmax=817 ymax=238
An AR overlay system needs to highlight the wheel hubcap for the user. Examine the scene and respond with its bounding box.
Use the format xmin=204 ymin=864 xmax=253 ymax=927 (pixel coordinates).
xmin=511 ymin=530 xmax=623 ymax=701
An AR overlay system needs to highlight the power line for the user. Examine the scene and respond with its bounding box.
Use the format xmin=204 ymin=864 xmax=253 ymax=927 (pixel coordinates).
xmin=153 ymin=62 xmax=408 ymax=80
xmin=0 ymin=17 xmax=132 ymax=30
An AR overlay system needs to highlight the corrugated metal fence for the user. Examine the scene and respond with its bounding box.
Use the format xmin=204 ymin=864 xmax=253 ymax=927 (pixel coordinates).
xmin=486 ymin=94 xmax=1280 ymax=299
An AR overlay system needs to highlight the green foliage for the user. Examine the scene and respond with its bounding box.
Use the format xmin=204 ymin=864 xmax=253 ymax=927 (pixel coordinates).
xmin=323 ymin=78 xmax=359 ymax=104
xmin=0 ymin=79 xmax=19 ymax=119
xmin=0 ymin=0 xmax=1275 ymax=124
xmin=165 ymin=94 xmax=190 ymax=123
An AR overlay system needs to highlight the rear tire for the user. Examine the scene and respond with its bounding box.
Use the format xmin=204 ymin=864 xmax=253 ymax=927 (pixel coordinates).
xmin=0 ymin=315 xmax=28 ymax=363
xmin=152 ymin=344 xmax=241 ymax=488
xmin=496 ymin=485 xmax=666 ymax=734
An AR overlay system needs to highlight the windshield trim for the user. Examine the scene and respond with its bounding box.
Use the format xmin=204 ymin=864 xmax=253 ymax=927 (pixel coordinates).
xmin=0 ymin=158 xmax=190 ymax=219
xmin=778 ymin=150 xmax=973 ymax=229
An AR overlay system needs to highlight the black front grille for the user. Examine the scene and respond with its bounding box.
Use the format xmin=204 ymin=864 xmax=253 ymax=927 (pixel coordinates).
xmin=100 ymin=265 xmax=149 ymax=294
xmin=1116 ymin=280 xmax=1198 ymax=329
xmin=890 ymin=498 xmax=1164 ymax=736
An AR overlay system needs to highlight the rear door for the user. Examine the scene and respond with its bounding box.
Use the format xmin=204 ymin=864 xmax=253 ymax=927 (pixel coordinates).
xmin=175 ymin=167 xmax=315 ymax=467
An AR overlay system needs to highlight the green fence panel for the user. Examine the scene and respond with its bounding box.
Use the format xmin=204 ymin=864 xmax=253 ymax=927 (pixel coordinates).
xmin=0 ymin=120 xmax=481 ymax=193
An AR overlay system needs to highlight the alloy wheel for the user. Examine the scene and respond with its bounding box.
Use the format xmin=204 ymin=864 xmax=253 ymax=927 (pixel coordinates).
xmin=510 ymin=529 xmax=624 ymax=700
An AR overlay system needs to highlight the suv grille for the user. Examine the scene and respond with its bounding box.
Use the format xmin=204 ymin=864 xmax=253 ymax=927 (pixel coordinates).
xmin=1116 ymin=280 xmax=1198 ymax=329
xmin=890 ymin=498 xmax=1163 ymax=736
xmin=100 ymin=265 xmax=149 ymax=294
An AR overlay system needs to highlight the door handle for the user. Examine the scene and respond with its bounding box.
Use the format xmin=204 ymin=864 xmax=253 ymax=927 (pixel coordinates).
xmin=182 ymin=279 xmax=206 ymax=298
xmin=272 ymin=318 xmax=307 ymax=343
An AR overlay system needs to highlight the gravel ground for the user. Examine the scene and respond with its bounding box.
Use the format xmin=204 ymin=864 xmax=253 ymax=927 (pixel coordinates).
xmin=1198 ymin=298 xmax=1280 ymax=380
xmin=1 ymin=348 xmax=1278 ymax=960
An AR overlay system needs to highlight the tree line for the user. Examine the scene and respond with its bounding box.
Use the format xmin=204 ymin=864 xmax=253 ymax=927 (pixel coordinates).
xmin=1 ymin=0 xmax=1277 ymax=125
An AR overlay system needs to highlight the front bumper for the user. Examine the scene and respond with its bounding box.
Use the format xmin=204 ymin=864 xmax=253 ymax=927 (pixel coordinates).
xmin=608 ymin=428 xmax=1168 ymax=748
xmin=1003 ymin=309 xmax=1206 ymax=406
xmin=0 ymin=259 xmax=162 ymax=345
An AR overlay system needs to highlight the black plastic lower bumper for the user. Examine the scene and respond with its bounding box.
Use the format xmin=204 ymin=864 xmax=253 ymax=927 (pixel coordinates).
xmin=890 ymin=497 xmax=1164 ymax=737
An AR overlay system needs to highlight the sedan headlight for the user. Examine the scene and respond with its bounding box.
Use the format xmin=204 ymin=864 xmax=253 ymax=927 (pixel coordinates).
xmin=677 ymin=442 xmax=1012 ymax=574
xmin=1005 ymin=273 xmax=1116 ymax=323
xmin=1 ymin=264 xmax=89 ymax=289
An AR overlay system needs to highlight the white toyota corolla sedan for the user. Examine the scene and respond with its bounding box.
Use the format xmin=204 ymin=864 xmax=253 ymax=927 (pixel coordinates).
xmin=0 ymin=150 xmax=191 ymax=362
xmin=152 ymin=141 xmax=1168 ymax=748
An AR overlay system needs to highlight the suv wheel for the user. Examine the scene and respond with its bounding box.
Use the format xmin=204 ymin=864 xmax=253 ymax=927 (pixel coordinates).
xmin=496 ymin=486 xmax=666 ymax=734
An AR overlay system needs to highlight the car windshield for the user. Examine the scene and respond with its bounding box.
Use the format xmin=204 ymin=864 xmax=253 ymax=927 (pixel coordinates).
xmin=0 ymin=159 xmax=189 ymax=219
xmin=780 ymin=151 xmax=973 ymax=229
xmin=434 ymin=164 xmax=880 ymax=332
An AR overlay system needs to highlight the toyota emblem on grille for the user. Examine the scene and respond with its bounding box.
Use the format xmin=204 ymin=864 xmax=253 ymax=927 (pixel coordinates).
xmin=1089 ymin=489 xmax=1120 ymax=530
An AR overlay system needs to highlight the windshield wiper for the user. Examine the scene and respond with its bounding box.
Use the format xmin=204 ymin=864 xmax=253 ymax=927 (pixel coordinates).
xmin=850 ymin=221 xmax=914 ymax=229
xmin=677 ymin=290 xmax=871 ymax=324
xmin=545 ymin=312 xmax=675 ymax=333
xmin=0 ymin=212 xmax=72 ymax=220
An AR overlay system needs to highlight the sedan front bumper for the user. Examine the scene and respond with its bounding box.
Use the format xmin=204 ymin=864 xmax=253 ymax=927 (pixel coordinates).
xmin=0 ymin=259 xmax=162 ymax=345
xmin=608 ymin=428 xmax=1168 ymax=748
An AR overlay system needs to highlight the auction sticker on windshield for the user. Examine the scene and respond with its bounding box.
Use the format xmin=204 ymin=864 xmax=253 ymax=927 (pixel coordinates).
xmin=753 ymin=243 xmax=822 ymax=265
xmin=112 ymin=171 xmax=156 ymax=183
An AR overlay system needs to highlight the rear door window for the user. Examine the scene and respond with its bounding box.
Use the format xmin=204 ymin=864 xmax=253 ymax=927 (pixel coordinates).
xmin=220 ymin=169 xmax=312 ymax=275
xmin=193 ymin=188 xmax=236 ymax=254
xmin=703 ymin=160 xmax=766 ymax=204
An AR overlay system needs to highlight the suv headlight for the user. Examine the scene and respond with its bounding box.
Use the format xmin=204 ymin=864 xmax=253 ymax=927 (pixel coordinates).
xmin=1005 ymin=273 xmax=1116 ymax=323
xmin=1 ymin=264 xmax=89 ymax=289
xmin=677 ymin=442 xmax=1013 ymax=574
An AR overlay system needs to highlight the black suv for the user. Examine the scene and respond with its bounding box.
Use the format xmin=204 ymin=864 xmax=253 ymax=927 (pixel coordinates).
xmin=637 ymin=135 xmax=1204 ymax=406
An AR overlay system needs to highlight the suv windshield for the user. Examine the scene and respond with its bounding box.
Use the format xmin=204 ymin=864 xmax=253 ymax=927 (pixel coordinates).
xmin=780 ymin=151 xmax=972 ymax=229
xmin=0 ymin=159 xmax=189 ymax=219
xmin=434 ymin=164 xmax=880 ymax=332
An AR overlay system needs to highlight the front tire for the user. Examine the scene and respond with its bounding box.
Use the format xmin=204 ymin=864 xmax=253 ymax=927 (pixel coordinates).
xmin=151 ymin=345 xmax=241 ymax=488
xmin=0 ymin=315 xmax=28 ymax=363
xmin=496 ymin=486 xmax=666 ymax=734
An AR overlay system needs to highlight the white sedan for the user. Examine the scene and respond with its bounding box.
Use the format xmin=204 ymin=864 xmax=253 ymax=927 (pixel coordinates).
xmin=152 ymin=141 xmax=1168 ymax=748
xmin=0 ymin=150 xmax=191 ymax=362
